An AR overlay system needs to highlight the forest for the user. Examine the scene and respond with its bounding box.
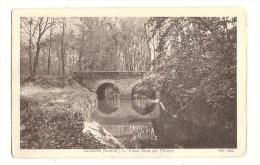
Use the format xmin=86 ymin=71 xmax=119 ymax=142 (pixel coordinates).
xmin=20 ymin=17 xmax=237 ymax=141
xmin=20 ymin=17 xmax=156 ymax=76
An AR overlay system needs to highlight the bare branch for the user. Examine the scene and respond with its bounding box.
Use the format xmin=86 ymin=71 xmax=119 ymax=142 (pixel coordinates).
xmin=20 ymin=24 xmax=30 ymax=35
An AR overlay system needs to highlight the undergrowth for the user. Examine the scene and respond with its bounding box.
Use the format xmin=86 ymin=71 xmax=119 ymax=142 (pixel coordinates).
xmin=20 ymin=76 xmax=110 ymax=149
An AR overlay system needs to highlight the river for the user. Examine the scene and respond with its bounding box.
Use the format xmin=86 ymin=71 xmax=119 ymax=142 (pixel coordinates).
xmin=91 ymin=94 xmax=236 ymax=149
xmin=91 ymin=97 xmax=204 ymax=149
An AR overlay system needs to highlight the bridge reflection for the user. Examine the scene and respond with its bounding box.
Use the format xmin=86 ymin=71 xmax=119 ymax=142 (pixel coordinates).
xmin=104 ymin=84 xmax=120 ymax=108
xmin=131 ymin=83 xmax=156 ymax=115
xmin=96 ymin=83 xmax=120 ymax=114
xmin=96 ymin=82 xmax=157 ymax=115
xmin=101 ymin=121 xmax=156 ymax=149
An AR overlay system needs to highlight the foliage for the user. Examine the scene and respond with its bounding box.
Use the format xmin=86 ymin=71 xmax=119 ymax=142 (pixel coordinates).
xmin=20 ymin=17 xmax=154 ymax=76
xmin=20 ymin=76 xmax=110 ymax=149
xmin=20 ymin=17 xmax=238 ymax=148
xmin=146 ymin=17 xmax=237 ymax=128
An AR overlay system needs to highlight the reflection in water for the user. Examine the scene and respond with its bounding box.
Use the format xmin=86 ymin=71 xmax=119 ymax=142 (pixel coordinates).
xmin=131 ymin=84 xmax=156 ymax=115
xmin=94 ymin=83 xmax=232 ymax=148
xmin=96 ymin=83 xmax=120 ymax=114
xmin=93 ymin=100 xmax=181 ymax=148
xmin=99 ymin=111 xmax=202 ymax=149
xmin=93 ymin=100 xmax=236 ymax=148
xmin=105 ymin=84 xmax=120 ymax=108
xmin=132 ymin=83 xmax=155 ymax=109
xmin=133 ymin=95 xmax=151 ymax=109
xmin=102 ymin=122 xmax=158 ymax=149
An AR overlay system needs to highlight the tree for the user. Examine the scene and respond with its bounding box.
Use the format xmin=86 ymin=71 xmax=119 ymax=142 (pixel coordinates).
xmin=47 ymin=24 xmax=54 ymax=75
xmin=76 ymin=17 xmax=89 ymax=71
xmin=20 ymin=17 xmax=38 ymax=75
xmin=116 ymin=18 xmax=152 ymax=71
xmin=146 ymin=17 xmax=237 ymax=127
xmin=20 ymin=17 xmax=155 ymax=75
xmin=60 ymin=17 xmax=67 ymax=75
xmin=32 ymin=17 xmax=56 ymax=76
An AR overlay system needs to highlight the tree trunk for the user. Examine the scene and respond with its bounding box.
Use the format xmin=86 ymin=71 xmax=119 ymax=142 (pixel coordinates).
xmin=144 ymin=23 xmax=152 ymax=71
xmin=29 ymin=39 xmax=32 ymax=75
xmin=29 ymin=23 xmax=33 ymax=76
xmin=78 ymin=25 xmax=86 ymax=71
xmin=71 ymin=49 xmax=75 ymax=75
xmin=60 ymin=18 xmax=66 ymax=75
xmin=78 ymin=53 xmax=82 ymax=71
xmin=42 ymin=49 xmax=46 ymax=73
xmin=78 ymin=42 xmax=84 ymax=71
xmin=91 ymin=54 xmax=95 ymax=71
xmin=32 ymin=41 xmax=40 ymax=76
xmin=152 ymin=36 xmax=156 ymax=64
xmin=47 ymin=29 xmax=52 ymax=75
xmin=30 ymin=17 xmax=54 ymax=76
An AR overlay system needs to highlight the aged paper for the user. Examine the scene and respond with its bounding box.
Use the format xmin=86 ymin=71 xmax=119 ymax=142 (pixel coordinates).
xmin=12 ymin=7 xmax=247 ymax=158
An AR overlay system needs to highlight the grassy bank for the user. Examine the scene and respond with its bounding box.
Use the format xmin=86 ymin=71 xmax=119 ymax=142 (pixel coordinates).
xmin=20 ymin=76 xmax=111 ymax=149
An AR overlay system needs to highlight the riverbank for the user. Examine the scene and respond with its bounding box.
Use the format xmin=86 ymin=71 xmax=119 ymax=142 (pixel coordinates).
xmin=20 ymin=75 xmax=122 ymax=149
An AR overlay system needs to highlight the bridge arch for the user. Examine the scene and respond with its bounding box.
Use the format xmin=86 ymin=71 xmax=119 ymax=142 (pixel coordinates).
xmin=73 ymin=72 xmax=160 ymax=117
xmin=130 ymin=82 xmax=156 ymax=115
xmin=93 ymin=79 xmax=121 ymax=94
xmin=96 ymin=82 xmax=120 ymax=114
xmin=93 ymin=79 xmax=143 ymax=97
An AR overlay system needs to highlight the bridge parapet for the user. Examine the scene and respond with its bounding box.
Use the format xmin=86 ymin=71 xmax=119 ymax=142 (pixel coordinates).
xmin=73 ymin=71 xmax=147 ymax=80
xmin=73 ymin=71 xmax=148 ymax=97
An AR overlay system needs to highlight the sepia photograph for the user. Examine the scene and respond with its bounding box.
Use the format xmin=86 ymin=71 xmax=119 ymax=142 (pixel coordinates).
xmin=11 ymin=8 xmax=247 ymax=158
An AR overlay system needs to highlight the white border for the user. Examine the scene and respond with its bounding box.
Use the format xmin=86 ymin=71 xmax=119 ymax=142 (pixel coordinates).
xmin=1 ymin=0 xmax=259 ymax=164
xmin=11 ymin=7 xmax=247 ymax=158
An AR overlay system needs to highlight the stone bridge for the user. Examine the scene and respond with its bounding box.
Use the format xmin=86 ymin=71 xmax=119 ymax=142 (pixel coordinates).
xmin=73 ymin=71 xmax=146 ymax=97
xmin=72 ymin=71 xmax=160 ymax=121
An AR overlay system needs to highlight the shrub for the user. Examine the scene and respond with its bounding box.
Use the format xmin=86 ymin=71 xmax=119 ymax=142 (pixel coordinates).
xmin=20 ymin=76 xmax=110 ymax=149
